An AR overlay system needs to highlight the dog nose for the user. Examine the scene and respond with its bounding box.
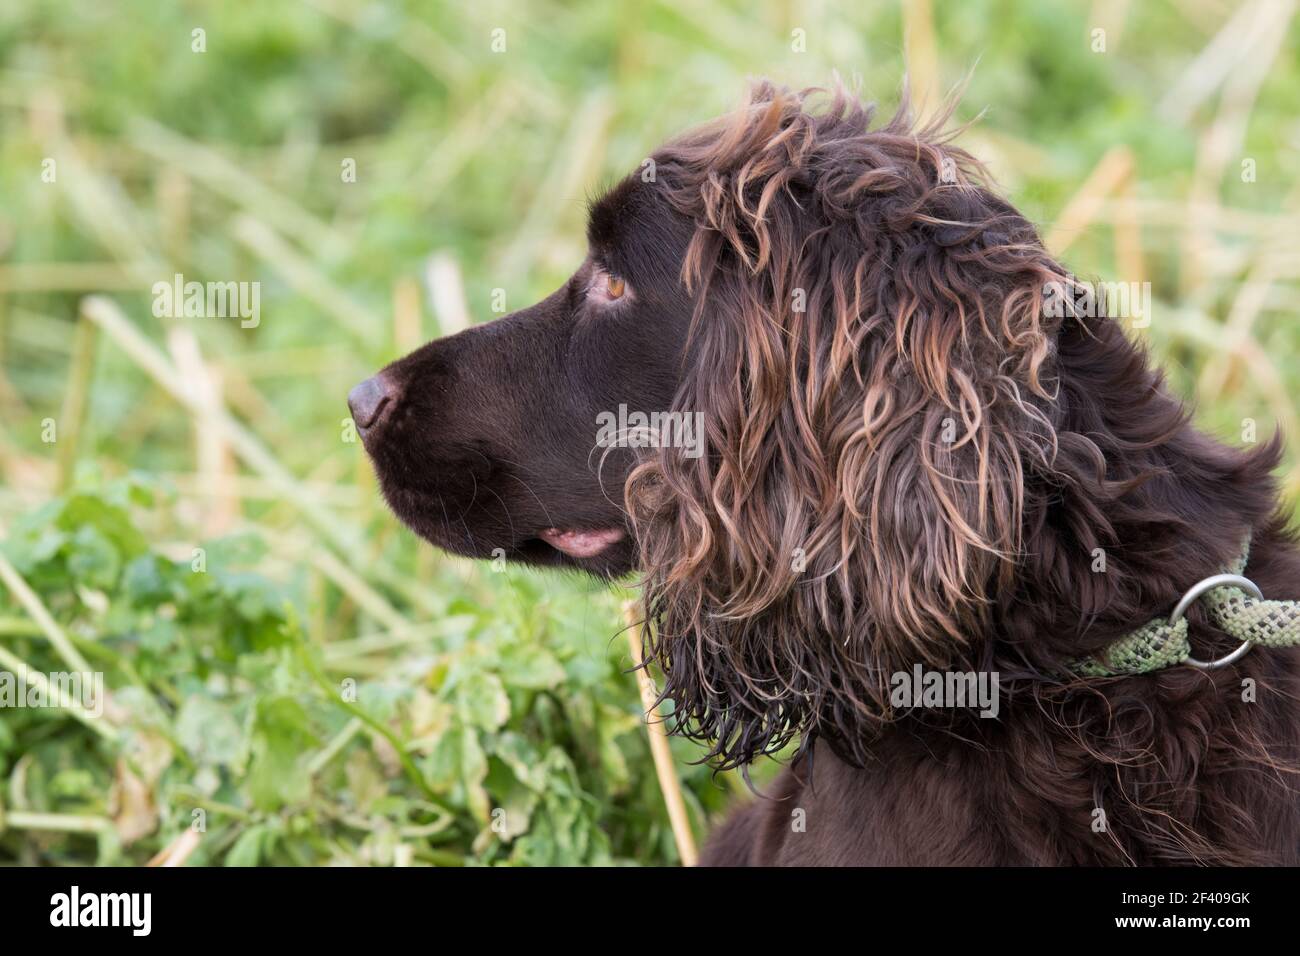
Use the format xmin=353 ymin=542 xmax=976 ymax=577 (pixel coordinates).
xmin=348 ymin=374 xmax=396 ymax=431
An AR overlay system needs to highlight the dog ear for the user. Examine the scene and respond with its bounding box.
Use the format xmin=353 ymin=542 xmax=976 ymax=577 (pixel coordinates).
xmin=626 ymin=83 xmax=1066 ymax=768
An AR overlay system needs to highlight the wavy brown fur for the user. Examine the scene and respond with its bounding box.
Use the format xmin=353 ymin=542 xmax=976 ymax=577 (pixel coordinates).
xmin=359 ymin=76 xmax=1300 ymax=864
xmin=626 ymin=82 xmax=1300 ymax=864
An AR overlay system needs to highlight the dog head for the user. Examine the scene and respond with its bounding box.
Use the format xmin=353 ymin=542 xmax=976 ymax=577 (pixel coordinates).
xmin=356 ymin=81 xmax=1111 ymax=767
xmin=351 ymin=165 xmax=695 ymax=576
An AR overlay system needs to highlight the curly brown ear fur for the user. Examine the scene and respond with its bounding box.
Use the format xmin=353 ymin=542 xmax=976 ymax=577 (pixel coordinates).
xmin=627 ymin=81 xmax=1079 ymax=768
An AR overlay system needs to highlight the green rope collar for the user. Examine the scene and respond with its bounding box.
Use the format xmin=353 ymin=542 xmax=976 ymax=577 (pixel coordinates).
xmin=1072 ymin=537 xmax=1300 ymax=677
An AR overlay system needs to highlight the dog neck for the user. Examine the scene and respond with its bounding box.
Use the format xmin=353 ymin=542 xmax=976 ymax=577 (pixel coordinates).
xmin=991 ymin=313 xmax=1281 ymax=678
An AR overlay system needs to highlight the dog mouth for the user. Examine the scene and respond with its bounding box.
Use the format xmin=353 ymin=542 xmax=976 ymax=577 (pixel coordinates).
xmin=375 ymin=480 xmax=632 ymax=567
xmin=537 ymin=527 xmax=626 ymax=558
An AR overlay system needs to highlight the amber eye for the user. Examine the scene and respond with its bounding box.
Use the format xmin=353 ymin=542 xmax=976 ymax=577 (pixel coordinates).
xmin=605 ymin=274 xmax=626 ymax=299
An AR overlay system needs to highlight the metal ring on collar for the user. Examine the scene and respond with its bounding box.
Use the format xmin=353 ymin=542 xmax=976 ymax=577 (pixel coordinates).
xmin=1168 ymin=573 xmax=1263 ymax=670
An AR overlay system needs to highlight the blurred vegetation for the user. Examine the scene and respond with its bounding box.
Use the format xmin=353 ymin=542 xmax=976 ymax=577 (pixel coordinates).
xmin=0 ymin=0 xmax=1297 ymax=864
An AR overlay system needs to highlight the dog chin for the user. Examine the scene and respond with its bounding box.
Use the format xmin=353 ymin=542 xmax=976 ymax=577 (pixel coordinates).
xmin=380 ymin=489 xmax=636 ymax=576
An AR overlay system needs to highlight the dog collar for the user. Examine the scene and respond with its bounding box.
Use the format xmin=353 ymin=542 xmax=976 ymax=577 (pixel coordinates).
xmin=1072 ymin=536 xmax=1300 ymax=677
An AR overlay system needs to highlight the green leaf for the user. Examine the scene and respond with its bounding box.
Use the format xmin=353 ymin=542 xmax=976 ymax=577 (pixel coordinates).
xmin=59 ymin=493 xmax=147 ymax=559
xmin=202 ymin=533 xmax=269 ymax=571
xmin=67 ymin=525 xmax=121 ymax=590
xmin=423 ymin=723 xmax=490 ymax=823
xmin=482 ymin=757 xmax=537 ymax=844
xmin=498 ymin=644 xmax=565 ymax=690
xmin=455 ymin=671 xmax=509 ymax=731
xmin=491 ymin=732 xmax=546 ymax=791
xmin=226 ymin=824 xmax=276 ymax=867
xmin=176 ymin=696 xmax=243 ymax=766
xmin=245 ymin=695 xmax=318 ymax=811
xmin=121 ymin=554 xmax=170 ymax=604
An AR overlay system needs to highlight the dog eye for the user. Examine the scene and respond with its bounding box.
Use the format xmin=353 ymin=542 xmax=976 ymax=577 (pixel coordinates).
xmin=587 ymin=268 xmax=630 ymax=305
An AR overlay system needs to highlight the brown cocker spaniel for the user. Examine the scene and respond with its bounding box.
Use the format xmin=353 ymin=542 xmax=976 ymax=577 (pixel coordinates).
xmin=352 ymin=81 xmax=1300 ymax=866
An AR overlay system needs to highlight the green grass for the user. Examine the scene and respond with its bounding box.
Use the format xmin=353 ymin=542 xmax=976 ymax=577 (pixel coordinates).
xmin=0 ymin=0 xmax=1297 ymax=865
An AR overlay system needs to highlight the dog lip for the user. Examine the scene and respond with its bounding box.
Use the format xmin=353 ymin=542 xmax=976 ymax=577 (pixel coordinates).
xmin=538 ymin=527 xmax=626 ymax=558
